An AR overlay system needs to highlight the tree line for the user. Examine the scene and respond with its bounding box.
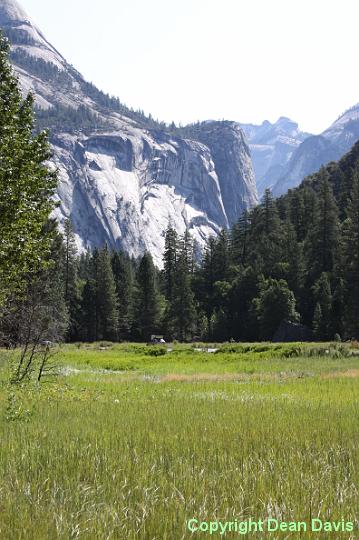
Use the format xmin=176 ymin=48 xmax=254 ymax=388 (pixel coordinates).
xmin=49 ymin=153 xmax=359 ymax=344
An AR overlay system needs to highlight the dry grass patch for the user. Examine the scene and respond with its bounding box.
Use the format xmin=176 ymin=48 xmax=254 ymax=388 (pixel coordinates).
xmin=160 ymin=371 xmax=312 ymax=383
xmin=321 ymin=368 xmax=359 ymax=379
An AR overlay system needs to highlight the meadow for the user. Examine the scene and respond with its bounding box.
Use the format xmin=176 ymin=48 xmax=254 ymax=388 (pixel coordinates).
xmin=0 ymin=342 xmax=358 ymax=539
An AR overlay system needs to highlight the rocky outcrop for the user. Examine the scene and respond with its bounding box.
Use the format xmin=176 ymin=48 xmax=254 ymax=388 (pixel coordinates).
xmin=52 ymin=130 xmax=230 ymax=266
xmin=188 ymin=121 xmax=258 ymax=225
xmin=0 ymin=0 xmax=259 ymax=267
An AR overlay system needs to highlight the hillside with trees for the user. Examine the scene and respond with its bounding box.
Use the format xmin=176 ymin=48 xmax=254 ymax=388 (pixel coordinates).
xmin=2 ymin=24 xmax=359 ymax=346
xmin=58 ymin=138 xmax=359 ymax=343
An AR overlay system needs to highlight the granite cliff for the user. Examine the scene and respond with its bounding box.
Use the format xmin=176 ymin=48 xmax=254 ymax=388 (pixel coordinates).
xmin=0 ymin=0 xmax=258 ymax=266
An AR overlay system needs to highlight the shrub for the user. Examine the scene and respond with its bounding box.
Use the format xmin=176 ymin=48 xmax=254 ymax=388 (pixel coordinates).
xmin=145 ymin=347 xmax=167 ymax=357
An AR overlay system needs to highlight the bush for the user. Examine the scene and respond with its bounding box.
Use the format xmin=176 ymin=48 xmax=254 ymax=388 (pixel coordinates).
xmin=145 ymin=347 xmax=167 ymax=357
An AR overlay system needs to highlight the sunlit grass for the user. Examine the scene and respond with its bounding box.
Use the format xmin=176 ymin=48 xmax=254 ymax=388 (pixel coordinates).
xmin=0 ymin=343 xmax=358 ymax=538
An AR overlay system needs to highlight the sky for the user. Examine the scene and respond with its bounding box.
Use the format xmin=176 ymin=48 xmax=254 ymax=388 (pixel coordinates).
xmin=20 ymin=0 xmax=359 ymax=134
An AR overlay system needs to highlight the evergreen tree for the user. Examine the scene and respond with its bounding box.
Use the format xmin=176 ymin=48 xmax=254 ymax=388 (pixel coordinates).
xmin=81 ymin=279 xmax=97 ymax=342
xmin=288 ymin=191 xmax=306 ymax=241
xmin=78 ymin=250 xmax=92 ymax=281
xmin=0 ymin=33 xmax=57 ymax=304
xmin=331 ymin=278 xmax=345 ymax=339
xmin=312 ymin=303 xmax=323 ymax=341
xmin=335 ymin=167 xmax=350 ymax=219
xmin=162 ymin=225 xmax=178 ymax=301
xmin=63 ymin=220 xmax=81 ymax=341
xmin=252 ymin=279 xmax=299 ymax=341
xmin=212 ymin=229 xmax=230 ymax=283
xmin=133 ymin=253 xmax=161 ymax=341
xmin=211 ymin=308 xmax=229 ymax=342
xmin=312 ymin=273 xmax=333 ymax=340
xmin=342 ymin=171 xmax=359 ymax=337
xmin=80 ymin=248 xmax=118 ymax=341
xmin=111 ymin=251 xmax=133 ymax=340
xmin=198 ymin=237 xmax=217 ymax=319
xmin=305 ymin=170 xmax=339 ymax=281
xmin=170 ymin=236 xmax=197 ymax=341
xmin=96 ymin=247 xmax=118 ymax=341
xmin=0 ymin=222 xmax=69 ymax=352
xmin=231 ymin=210 xmax=251 ymax=266
xmin=302 ymin=187 xmax=317 ymax=234
xmin=262 ymin=188 xmax=280 ymax=236
xmin=227 ymin=267 xmax=263 ymax=341
xmin=180 ymin=229 xmax=195 ymax=275
xmin=248 ymin=189 xmax=283 ymax=275
xmin=280 ymin=220 xmax=304 ymax=299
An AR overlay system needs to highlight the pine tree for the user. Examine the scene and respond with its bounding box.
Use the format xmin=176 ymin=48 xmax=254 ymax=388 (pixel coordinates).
xmin=252 ymin=278 xmax=299 ymax=341
xmin=80 ymin=248 xmax=118 ymax=341
xmin=288 ymin=191 xmax=306 ymax=241
xmin=133 ymin=253 xmax=161 ymax=341
xmin=63 ymin=219 xmax=81 ymax=341
xmin=302 ymin=187 xmax=317 ymax=233
xmin=231 ymin=210 xmax=251 ymax=266
xmin=162 ymin=226 xmax=179 ymax=338
xmin=78 ymin=250 xmax=92 ymax=281
xmin=211 ymin=308 xmax=229 ymax=341
xmin=342 ymin=170 xmax=359 ymax=337
xmin=212 ymin=229 xmax=230 ymax=283
xmin=227 ymin=267 xmax=263 ymax=341
xmin=335 ymin=167 xmax=350 ymax=219
xmin=281 ymin=220 xmax=304 ymax=299
xmin=312 ymin=303 xmax=323 ymax=340
xmin=111 ymin=251 xmax=133 ymax=340
xmin=0 ymin=32 xmax=57 ymax=304
xmin=96 ymin=247 xmax=118 ymax=341
xmin=63 ymin=220 xmax=77 ymax=302
xmin=312 ymin=273 xmax=333 ymax=340
xmin=198 ymin=237 xmax=216 ymax=320
xmin=170 ymin=235 xmax=197 ymax=341
xmin=248 ymin=189 xmax=283 ymax=275
xmin=305 ymin=170 xmax=339 ymax=281
xmin=180 ymin=229 xmax=195 ymax=275
xmin=331 ymin=278 xmax=345 ymax=339
xmin=81 ymin=279 xmax=97 ymax=342
xmin=262 ymin=188 xmax=280 ymax=236
xmin=162 ymin=225 xmax=178 ymax=301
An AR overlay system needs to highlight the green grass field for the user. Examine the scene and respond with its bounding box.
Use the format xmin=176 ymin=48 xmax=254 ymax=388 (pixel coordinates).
xmin=0 ymin=343 xmax=358 ymax=539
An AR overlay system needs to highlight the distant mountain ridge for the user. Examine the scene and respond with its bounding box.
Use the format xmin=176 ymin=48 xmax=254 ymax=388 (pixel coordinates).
xmin=0 ymin=0 xmax=258 ymax=267
xmin=272 ymin=104 xmax=359 ymax=196
xmin=240 ymin=117 xmax=311 ymax=195
xmin=239 ymin=106 xmax=359 ymax=199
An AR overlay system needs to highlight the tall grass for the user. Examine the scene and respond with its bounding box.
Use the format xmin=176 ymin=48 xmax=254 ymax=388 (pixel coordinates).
xmin=0 ymin=344 xmax=358 ymax=539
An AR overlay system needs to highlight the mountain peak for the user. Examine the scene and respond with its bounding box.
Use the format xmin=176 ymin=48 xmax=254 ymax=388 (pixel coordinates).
xmin=0 ymin=0 xmax=30 ymax=25
xmin=276 ymin=116 xmax=298 ymax=129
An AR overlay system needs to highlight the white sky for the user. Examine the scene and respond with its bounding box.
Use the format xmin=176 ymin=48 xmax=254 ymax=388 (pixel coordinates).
xmin=20 ymin=0 xmax=359 ymax=134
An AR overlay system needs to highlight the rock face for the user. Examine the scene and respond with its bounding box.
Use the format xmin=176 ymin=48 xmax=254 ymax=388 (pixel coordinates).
xmin=240 ymin=117 xmax=311 ymax=196
xmin=52 ymin=130 xmax=231 ymax=267
xmin=187 ymin=121 xmax=257 ymax=225
xmin=272 ymin=105 xmax=359 ymax=197
xmin=0 ymin=0 xmax=258 ymax=267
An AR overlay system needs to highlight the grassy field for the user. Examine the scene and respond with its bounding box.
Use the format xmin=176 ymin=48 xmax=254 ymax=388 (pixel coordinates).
xmin=0 ymin=342 xmax=358 ymax=539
